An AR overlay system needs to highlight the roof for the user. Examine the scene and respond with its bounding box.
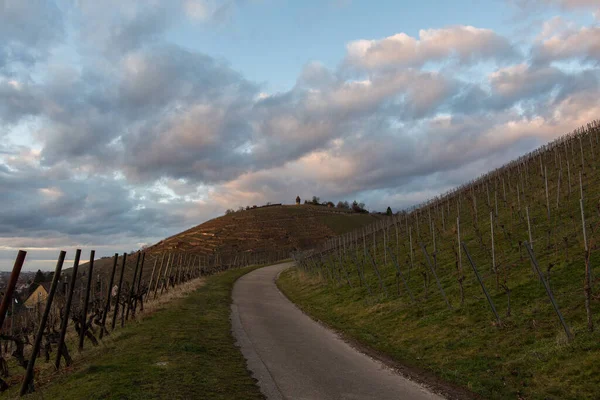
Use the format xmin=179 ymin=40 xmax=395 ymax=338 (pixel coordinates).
xmin=39 ymin=281 xmax=52 ymax=293
xmin=25 ymin=282 xmax=51 ymax=304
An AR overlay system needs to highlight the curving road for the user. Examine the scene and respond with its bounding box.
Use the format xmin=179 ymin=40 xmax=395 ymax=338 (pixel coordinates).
xmin=231 ymin=263 xmax=444 ymax=400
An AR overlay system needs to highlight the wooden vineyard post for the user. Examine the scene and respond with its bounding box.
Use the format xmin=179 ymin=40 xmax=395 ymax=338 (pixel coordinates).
xmin=567 ymin=158 xmax=572 ymax=196
xmin=395 ymin=218 xmax=399 ymax=253
xmin=387 ymin=246 xmax=415 ymax=302
xmin=409 ymin=227 xmax=414 ymax=279
xmin=79 ymin=250 xmax=95 ymax=351
xmin=146 ymin=255 xmax=159 ymax=304
xmin=580 ymin=198 xmax=588 ymax=252
xmin=20 ymin=251 xmax=65 ymax=396
xmin=350 ymin=252 xmax=368 ymax=293
xmin=112 ymin=253 xmax=127 ymax=331
xmin=556 ymin=169 xmax=561 ymax=208
xmin=55 ymin=249 xmax=81 ymax=370
xmin=524 ymin=242 xmax=573 ymax=342
xmin=457 ymin=216 xmax=462 ymax=275
xmin=335 ymin=253 xmax=352 ymax=287
xmin=490 ymin=211 xmax=497 ymax=285
xmin=545 ymin=166 xmax=550 ymax=220
xmin=157 ymin=253 xmax=171 ymax=298
xmin=495 ymin=190 xmax=498 ymax=218
xmin=99 ymin=253 xmax=118 ymax=339
xmin=125 ymin=252 xmax=141 ymax=322
xmin=579 ymin=171 xmax=584 ymax=200
xmin=366 ymin=249 xmax=388 ymax=296
xmin=581 ymin=198 xmax=593 ymax=331
xmin=0 ymin=251 xmax=26 ymax=332
xmin=526 ymin=205 xmax=534 ymax=279
xmin=525 ymin=206 xmax=533 ymax=249
xmin=328 ymin=254 xmax=341 ymax=285
xmin=383 ymin=226 xmax=387 ymax=265
xmin=420 ymin=243 xmax=452 ymax=310
xmin=461 ymin=243 xmax=501 ymax=327
xmin=133 ymin=252 xmax=146 ymax=314
xmin=580 ymin=136 xmax=584 ymax=169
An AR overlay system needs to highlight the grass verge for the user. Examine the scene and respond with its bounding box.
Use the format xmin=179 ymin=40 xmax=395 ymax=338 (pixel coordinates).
xmin=20 ymin=266 xmax=265 ymax=400
xmin=277 ymin=267 xmax=600 ymax=400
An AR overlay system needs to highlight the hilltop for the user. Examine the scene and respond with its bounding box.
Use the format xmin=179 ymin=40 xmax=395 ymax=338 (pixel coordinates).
xmin=72 ymin=204 xmax=380 ymax=287
xmin=147 ymin=204 xmax=377 ymax=256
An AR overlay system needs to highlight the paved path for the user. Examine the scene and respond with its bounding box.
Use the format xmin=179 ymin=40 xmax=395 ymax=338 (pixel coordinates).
xmin=231 ymin=263 xmax=444 ymax=400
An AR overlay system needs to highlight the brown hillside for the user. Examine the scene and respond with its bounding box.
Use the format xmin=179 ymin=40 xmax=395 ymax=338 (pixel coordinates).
xmin=148 ymin=204 xmax=379 ymax=255
xmin=70 ymin=204 xmax=380 ymax=290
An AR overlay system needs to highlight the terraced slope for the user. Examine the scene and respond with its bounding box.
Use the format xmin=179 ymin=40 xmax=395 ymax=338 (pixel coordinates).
xmin=148 ymin=204 xmax=379 ymax=256
xmin=73 ymin=204 xmax=379 ymax=286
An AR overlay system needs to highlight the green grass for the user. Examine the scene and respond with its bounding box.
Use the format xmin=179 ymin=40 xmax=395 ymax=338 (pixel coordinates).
xmin=21 ymin=266 xmax=264 ymax=400
xmin=278 ymin=267 xmax=600 ymax=399
xmin=278 ymin=127 xmax=600 ymax=400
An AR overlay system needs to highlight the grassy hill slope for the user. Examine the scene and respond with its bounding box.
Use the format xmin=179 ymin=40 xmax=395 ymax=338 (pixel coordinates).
xmin=281 ymin=121 xmax=600 ymax=399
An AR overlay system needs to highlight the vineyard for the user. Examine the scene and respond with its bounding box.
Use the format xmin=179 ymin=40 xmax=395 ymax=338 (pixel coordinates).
xmin=0 ymin=203 xmax=377 ymax=397
xmin=145 ymin=204 xmax=379 ymax=257
xmin=0 ymin=247 xmax=284 ymax=397
xmin=288 ymin=120 xmax=600 ymax=399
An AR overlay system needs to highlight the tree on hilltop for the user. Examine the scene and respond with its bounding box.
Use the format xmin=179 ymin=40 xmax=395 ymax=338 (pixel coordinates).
xmin=351 ymin=201 xmax=367 ymax=213
xmin=336 ymin=201 xmax=350 ymax=210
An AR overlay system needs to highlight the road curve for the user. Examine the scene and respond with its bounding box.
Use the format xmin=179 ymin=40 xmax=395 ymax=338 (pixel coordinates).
xmin=231 ymin=263 xmax=444 ymax=400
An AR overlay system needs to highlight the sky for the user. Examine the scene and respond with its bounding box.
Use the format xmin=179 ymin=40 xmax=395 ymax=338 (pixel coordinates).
xmin=1 ymin=0 xmax=599 ymax=271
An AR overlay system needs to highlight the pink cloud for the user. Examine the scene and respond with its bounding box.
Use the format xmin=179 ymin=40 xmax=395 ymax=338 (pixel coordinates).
xmin=345 ymin=26 xmax=517 ymax=69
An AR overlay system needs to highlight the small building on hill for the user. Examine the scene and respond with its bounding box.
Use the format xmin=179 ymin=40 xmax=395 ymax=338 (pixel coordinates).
xmin=24 ymin=282 xmax=51 ymax=310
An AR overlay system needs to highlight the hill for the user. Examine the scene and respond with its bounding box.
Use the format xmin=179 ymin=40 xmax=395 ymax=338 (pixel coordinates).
xmin=147 ymin=204 xmax=378 ymax=256
xmin=282 ymin=120 xmax=600 ymax=399
xmin=68 ymin=204 xmax=380 ymax=293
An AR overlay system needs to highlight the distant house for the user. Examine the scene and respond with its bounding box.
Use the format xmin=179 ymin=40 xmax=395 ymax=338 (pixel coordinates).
xmin=24 ymin=282 xmax=51 ymax=309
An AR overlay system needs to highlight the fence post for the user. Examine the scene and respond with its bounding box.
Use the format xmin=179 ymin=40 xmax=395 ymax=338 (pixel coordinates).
xmin=0 ymin=251 xmax=26 ymax=332
xmin=20 ymin=251 xmax=65 ymax=395
xmin=524 ymin=241 xmax=573 ymax=341
xmin=146 ymin=255 xmax=159 ymax=304
xmin=154 ymin=253 xmax=168 ymax=299
xmin=366 ymin=249 xmax=388 ymax=296
xmin=159 ymin=253 xmax=173 ymax=297
xmin=125 ymin=252 xmax=141 ymax=322
xmin=461 ymin=243 xmax=501 ymax=326
xmin=55 ymin=249 xmax=81 ymax=370
xmin=112 ymin=253 xmax=127 ymax=331
xmin=386 ymin=246 xmax=415 ymax=303
xmin=420 ymin=243 xmax=452 ymax=310
xmin=78 ymin=250 xmax=95 ymax=350
xmin=133 ymin=252 xmax=145 ymax=315
xmin=99 ymin=253 xmax=118 ymax=339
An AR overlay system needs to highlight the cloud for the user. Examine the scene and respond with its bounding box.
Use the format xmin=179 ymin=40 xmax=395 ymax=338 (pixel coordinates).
xmin=345 ymin=26 xmax=518 ymax=70
xmin=0 ymin=0 xmax=64 ymax=73
xmin=532 ymin=19 xmax=600 ymax=63
xmin=513 ymin=0 xmax=600 ymax=10
xmin=3 ymin=2 xmax=600 ymax=271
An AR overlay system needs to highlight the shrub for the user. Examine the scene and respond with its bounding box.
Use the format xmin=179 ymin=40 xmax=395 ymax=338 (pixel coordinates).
xmin=351 ymin=201 xmax=367 ymax=213
xmin=336 ymin=201 xmax=350 ymax=209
